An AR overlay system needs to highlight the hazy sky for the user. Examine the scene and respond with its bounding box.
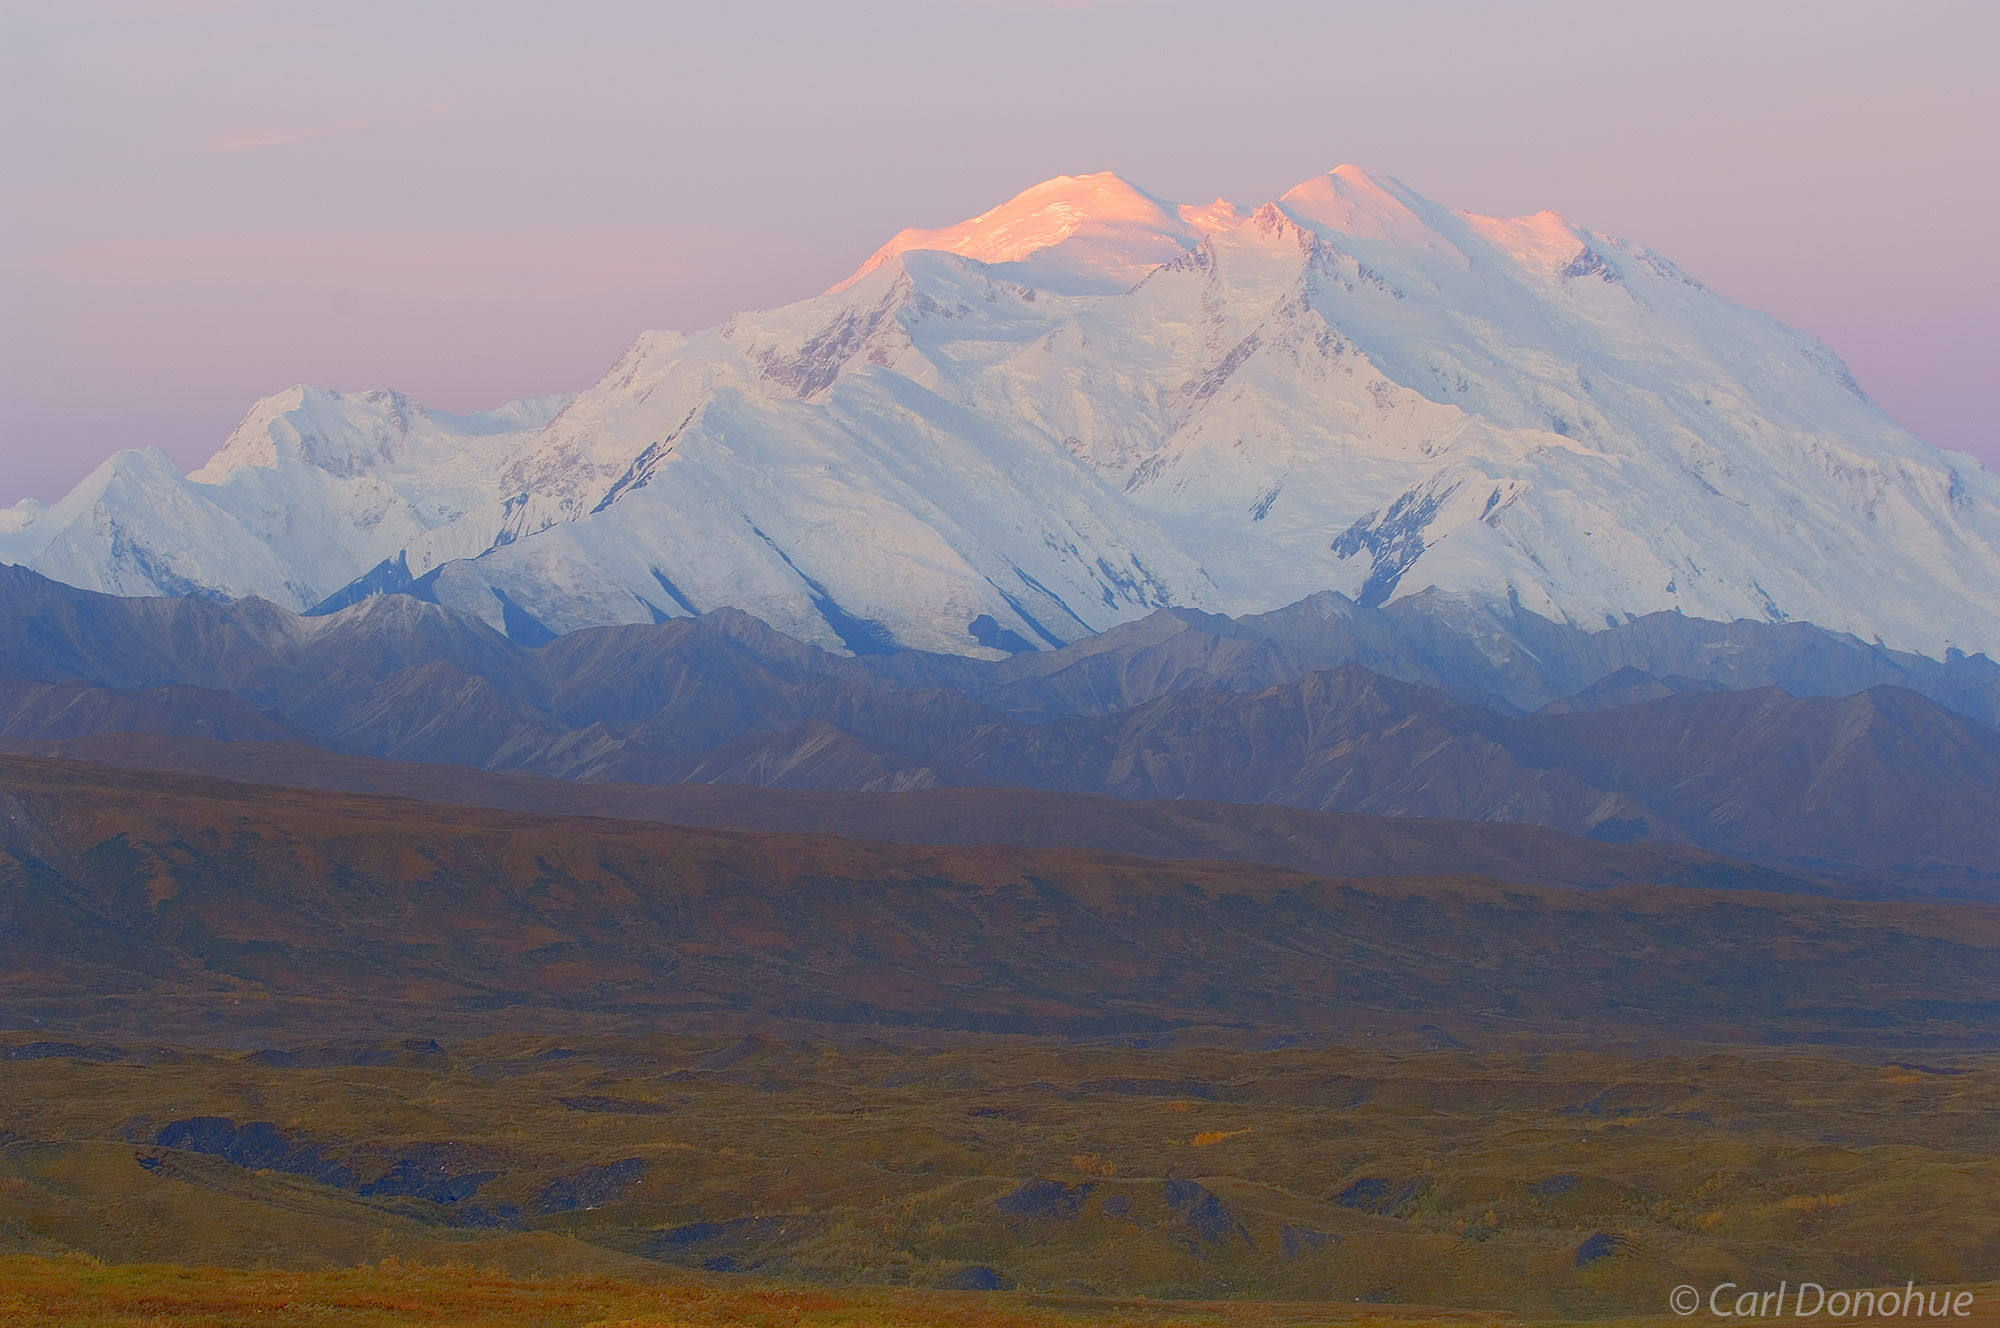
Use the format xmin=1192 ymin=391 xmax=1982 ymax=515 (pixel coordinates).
xmin=4 ymin=0 xmax=1995 ymax=505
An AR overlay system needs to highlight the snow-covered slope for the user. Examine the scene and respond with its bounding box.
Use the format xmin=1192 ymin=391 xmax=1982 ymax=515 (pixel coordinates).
xmin=972 ymin=170 xmax=2000 ymax=652
xmin=8 ymin=167 xmax=1999 ymax=658
xmin=0 ymin=388 xmax=568 ymax=605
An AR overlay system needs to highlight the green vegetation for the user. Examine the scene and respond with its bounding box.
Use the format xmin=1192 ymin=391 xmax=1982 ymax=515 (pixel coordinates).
xmin=4 ymin=1257 xmax=1995 ymax=1328
xmin=0 ymin=1252 xmax=1536 ymax=1327
xmin=2 ymin=1033 xmax=1993 ymax=1318
xmin=5 ymin=756 xmax=1996 ymax=1319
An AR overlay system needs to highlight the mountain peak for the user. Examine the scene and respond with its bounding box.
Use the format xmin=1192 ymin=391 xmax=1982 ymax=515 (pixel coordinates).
xmin=0 ymin=496 xmax=48 ymax=535
xmin=11 ymin=164 xmax=2000 ymax=661
xmin=1278 ymin=165 xmax=1433 ymax=242
xmin=832 ymin=171 xmax=1225 ymax=296
xmin=191 ymin=386 xmax=423 ymax=483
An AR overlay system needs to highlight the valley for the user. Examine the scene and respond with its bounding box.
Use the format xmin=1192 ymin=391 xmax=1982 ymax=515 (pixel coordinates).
xmin=2 ymin=744 xmax=1996 ymax=1315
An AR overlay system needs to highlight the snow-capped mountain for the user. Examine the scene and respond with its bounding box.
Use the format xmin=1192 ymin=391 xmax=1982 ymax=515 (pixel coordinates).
xmin=0 ymin=388 xmax=568 ymax=607
xmin=7 ymin=167 xmax=1999 ymax=658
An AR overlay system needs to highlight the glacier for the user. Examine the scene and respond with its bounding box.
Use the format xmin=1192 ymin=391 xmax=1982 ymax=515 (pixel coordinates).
xmin=5 ymin=166 xmax=1998 ymax=659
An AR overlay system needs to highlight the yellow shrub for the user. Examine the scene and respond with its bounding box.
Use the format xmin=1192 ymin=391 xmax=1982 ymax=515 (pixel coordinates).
xmin=1779 ymin=1193 xmax=1846 ymax=1212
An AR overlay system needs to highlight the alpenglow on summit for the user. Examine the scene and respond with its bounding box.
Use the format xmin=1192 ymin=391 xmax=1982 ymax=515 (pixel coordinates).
xmin=6 ymin=167 xmax=1997 ymax=658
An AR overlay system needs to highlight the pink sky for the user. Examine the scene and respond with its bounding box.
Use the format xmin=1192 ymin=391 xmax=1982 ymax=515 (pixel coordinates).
xmin=3 ymin=0 xmax=1995 ymax=505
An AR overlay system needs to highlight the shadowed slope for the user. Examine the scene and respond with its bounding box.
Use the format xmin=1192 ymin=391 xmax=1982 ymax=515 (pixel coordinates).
xmin=4 ymin=567 xmax=1998 ymax=890
xmin=2 ymin=754 xmax=1996 ymax=1045
xmin=0 ymin=734 xmax=1823 ymax=895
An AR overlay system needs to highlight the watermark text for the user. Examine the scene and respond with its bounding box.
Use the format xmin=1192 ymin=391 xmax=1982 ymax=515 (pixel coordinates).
xmin=1670 ymin=1283 xmax=1976 ymax=1319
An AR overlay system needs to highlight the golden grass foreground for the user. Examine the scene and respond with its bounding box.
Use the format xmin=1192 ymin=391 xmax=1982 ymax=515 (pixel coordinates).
xmin=4 ymin=1256 xmax=1996 ymax=1328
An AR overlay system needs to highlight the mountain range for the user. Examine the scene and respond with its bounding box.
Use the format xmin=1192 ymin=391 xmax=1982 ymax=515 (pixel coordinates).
xmin=5 ymin=168 xmax=1998 ymax=659
xmin=2 ymin=565 xmax=1995 ymax=895
xmin=5 ymin=165 xmax=2000 ymax=1312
